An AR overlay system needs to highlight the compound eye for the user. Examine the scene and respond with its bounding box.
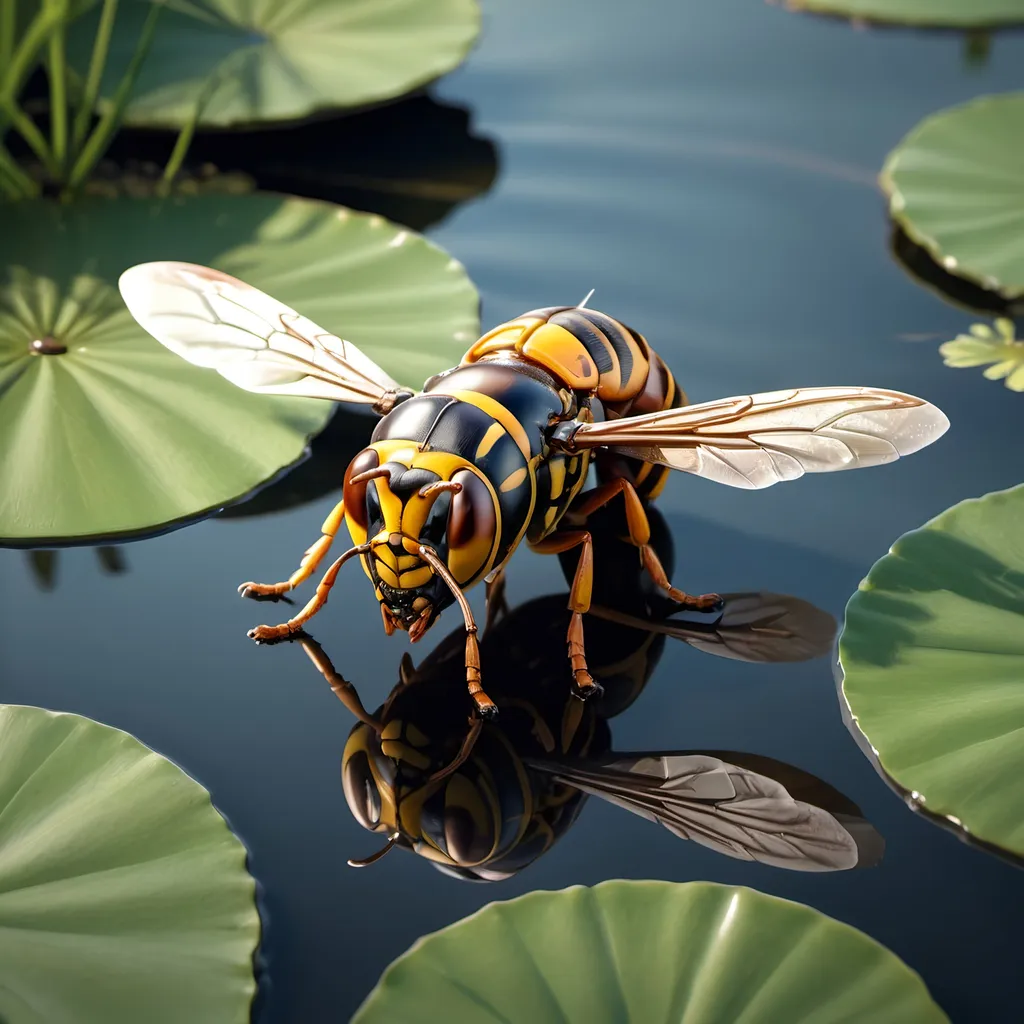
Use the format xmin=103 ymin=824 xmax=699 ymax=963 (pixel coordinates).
xmin=446 ymin=471 xmax=496 ymax=584
xmin=343 ymin=448 xmax=379 ymax=534
xmin=342 ymin=749 xmax=381 ymax=831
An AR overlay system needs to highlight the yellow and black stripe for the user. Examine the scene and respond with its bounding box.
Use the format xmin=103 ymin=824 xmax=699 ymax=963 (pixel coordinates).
xmin=462 ymin=304 xmax=688 ymax=502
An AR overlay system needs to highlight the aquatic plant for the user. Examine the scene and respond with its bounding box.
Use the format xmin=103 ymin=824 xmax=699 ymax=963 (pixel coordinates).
xmin=0 ymin=194 xmax=478 ymax=542
xmin=781 ymin=0 xmax=1024 ymax=28
xmin=1 ymin=0 xmax=483 ymax=200
xmin=67 ymin=0 xmax=482 ymax=128
xmin=353 ymin=881 xmax=948 ymax=1023
xmin=838 ymin=484 xmax=1024 ymax=863
xmin=881 ymin=94 xmax=1024 ymax=300
xmin=0 ymin=0 xmax=178 ymax=200
xmin=939 ymin=318 xmax=1024 ymax=391
xmin=0 ymin=703 xmax=260 ymax=1023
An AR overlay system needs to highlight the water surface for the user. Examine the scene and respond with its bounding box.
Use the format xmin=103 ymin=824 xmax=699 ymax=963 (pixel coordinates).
xmin=3 ymin=1 xmax=1024 ymax=1020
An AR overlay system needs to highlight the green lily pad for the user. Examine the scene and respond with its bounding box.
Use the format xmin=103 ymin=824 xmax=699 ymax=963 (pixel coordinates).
xmin=68 ymin=0 xmax=481 ymax=128
xmin=881 ymin=94 xmax=1024 ymax=299
xmin=0 ymin=703 xmax=259 ymax=1023
xmin=783 ymin=0 xmax=1024 ymax=26
xmin=939 ymin=318 xmax=1024 ymax=390
xmin=354 ymin=881 xmax=947 ymax=1023
xmin=838 ymin=484 xmax=1024 ymax=862
xmin=0 ymin=192 xmax=477 ymax=543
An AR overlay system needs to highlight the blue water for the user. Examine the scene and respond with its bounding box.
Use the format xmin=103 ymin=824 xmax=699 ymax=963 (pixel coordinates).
xmin=3 ymin=1 xmax=1023 ymax=1020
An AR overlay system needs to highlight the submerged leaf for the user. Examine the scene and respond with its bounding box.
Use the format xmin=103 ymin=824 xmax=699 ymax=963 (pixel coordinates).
xmin=0 ymin=194 xmax=478 ymax=542
xmin=0 ymin=704 xmax=260 ymax=1024
xmin=353 ymin=881 xmax=947 ymax=1023
xmin=838 ymin=484 xmax=1024 ymax=862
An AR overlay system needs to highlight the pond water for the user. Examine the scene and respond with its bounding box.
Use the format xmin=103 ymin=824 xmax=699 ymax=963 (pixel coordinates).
xmin=3 ymin=0 xmax=1024 ymax=1020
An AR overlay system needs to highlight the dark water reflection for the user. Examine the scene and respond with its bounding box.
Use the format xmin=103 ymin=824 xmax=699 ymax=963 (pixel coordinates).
xmin=3 ymin=0 xmax=1024 ymax=1020
xmin=315 ymin=504 xmax=882 ymax=879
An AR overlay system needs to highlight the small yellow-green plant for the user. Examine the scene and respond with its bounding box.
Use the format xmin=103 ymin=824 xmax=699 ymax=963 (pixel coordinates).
xmin=940 ymin=318 xmax=1024 ymax=391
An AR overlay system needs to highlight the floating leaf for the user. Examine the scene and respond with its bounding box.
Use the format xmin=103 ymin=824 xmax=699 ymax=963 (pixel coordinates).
xmin=783 ymin=0 xmax=1024 ymax=27
xmin=68 ymin=0 xmax=482 ymax=128
xmin=354 ymin=881 xmax=947 ymax=1023
xmin=0 ymin=704 xmax=260 ymax=1024
xmin=940 ymin=319 xmax=1024 ymax=390
xmin=838 ymin=484 xmax=1024 ymax=862
xmin=882 ymin=94 xmax=1024 ymax=299
xmin=0 ymin=193 xmax=478 ymax=543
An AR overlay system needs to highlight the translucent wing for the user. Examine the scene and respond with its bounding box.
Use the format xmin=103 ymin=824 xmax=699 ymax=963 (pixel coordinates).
xmin=118 ymin=261 xmax=407 ymax=412
xmin=563 ymin=387 xmax=949 ymax=488
xmin=588 ymin=592 xmax=837 ymax=663
xmin=526 ymin=751 xmax=868 ymax=871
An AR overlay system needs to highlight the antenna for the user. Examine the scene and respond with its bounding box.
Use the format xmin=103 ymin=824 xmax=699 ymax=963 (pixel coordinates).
xmin=577 ymin=288 xmax=595 ymax=309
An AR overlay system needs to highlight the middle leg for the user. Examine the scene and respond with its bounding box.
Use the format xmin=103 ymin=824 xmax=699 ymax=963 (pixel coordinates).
xmin=531 ymin=529 xmax=602 ymax=701
xmin=570 ymin=478 xmax=721 ymax=611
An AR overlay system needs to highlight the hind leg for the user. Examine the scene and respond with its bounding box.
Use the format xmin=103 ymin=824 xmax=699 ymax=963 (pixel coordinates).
xmin=569 ymin=479 xmax=721 ymax=610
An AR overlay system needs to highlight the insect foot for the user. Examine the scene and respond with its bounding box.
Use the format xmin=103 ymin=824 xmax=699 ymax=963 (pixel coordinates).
xmin=238 ymin=581 xmax=291 ymax=599
xmin=247 ymin=623 xmax=296 ymax=643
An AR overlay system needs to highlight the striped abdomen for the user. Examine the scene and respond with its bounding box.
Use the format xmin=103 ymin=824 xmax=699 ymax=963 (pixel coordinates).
xmin=463 ymin=305 xmax=687 ymax=500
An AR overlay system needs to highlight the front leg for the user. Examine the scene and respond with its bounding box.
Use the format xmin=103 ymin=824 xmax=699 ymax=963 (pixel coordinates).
xmin=570 ymin=479 xmax=722 ymax=611
xmin=239 ymin=498 xmax=346 ymax=599
xmin=531 ymin=529 xmax=602 ymax=701
xmin=248 ymin=543 xmax=369 ymax=642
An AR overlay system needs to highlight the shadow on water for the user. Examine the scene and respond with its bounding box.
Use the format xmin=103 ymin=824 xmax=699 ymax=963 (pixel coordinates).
xmin=266 ymin=505 xmax=882 ymax=885
xmin=103 ymin=94 xmax=500 ymax=232
xmin=889 ymin=224 xmax=1024 ymax=319
xmin=25 ymin=546 xmax=128 ymax=591
xmin=216 ymin=406 xmax=374 ymax=522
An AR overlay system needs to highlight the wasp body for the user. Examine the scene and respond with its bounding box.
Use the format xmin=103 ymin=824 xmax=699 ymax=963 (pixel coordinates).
xmin=119 ymin=262 xmax=949 ymax=720
xmin=313 ymin=504 xmax=879 ymax=878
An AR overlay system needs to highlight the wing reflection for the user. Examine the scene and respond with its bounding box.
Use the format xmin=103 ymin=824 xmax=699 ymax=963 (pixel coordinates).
xmin=295 ymin=505 xmax=881 ymax=880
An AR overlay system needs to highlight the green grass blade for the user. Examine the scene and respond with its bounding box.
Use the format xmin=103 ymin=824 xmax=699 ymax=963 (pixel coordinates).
xmin=0 ymin=144 xmax=39 ymax=198
xmin=46 ymin=0 xmax=70 ymax=170
xmin=161 ymin=48 xmax=250 ymax=187
xmin=67 ymin=1 xmax=164 ymax=193
xmin=1 ymin=98 xmax=58 ymax=175
xmin=0 ymin=3 xmax=66 ymax=109
xmin=0 ymin=0 xmax=14 ymax=70
xmin=71 ymin=0 xmax=119 ymax=151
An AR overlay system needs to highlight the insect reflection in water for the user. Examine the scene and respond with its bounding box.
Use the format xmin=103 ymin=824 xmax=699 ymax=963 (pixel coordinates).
xmin=296 ymin=506 xmax=883 ymax=878
xmin=119 ymin=263 xmax=949 ymax=724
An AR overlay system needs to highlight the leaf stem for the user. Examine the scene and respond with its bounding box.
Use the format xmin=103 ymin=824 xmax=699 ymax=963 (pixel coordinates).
xmin=0 ymin=3 xmax=67 ymax=112
xmin=46 ymin=0 xmax=69 ymax=171
xmin=72 ymin=0 xmax=119 ymax=151
xmin=0 ymin=143 xmax=38 ymax=198
xmin=1 ymin=98 xmax=58 ymax=175
xmin=0 ymin=0 xmax=14 ymax=70
xmin=161 ymin=51 xmax=241 ymax=187
xmin=66 ymin=0 xmax=164 ymax=194
xmin=0 ymin=3 xmax=69 ymax=179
